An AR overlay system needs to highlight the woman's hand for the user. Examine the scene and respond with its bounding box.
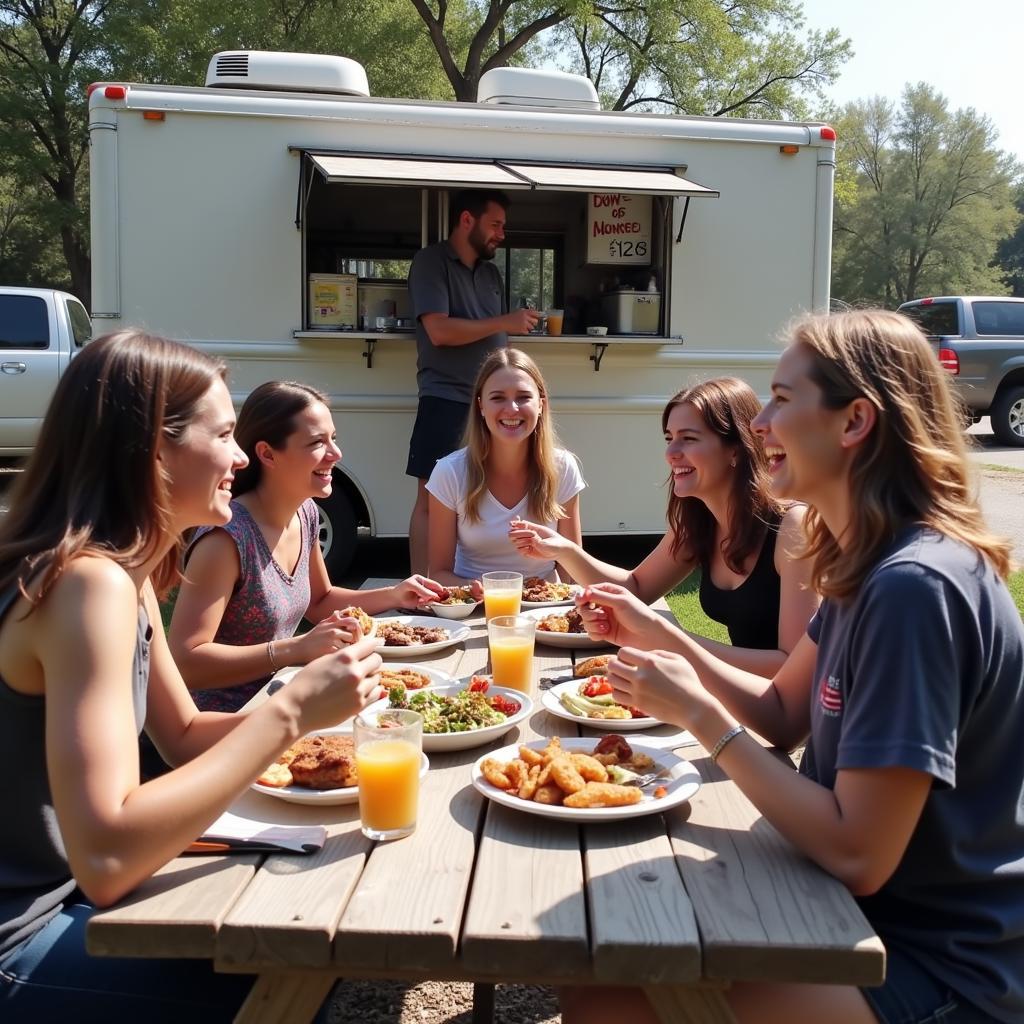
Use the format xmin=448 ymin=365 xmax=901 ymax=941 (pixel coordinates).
xmin=289 ymin=610 xmax=367 ymax=664
xmin=574 ymin=583 xmax=666 ymax=649
xmin=508 ymin=518 xmax=569 ymax=561
xmin=390 ymin=574 xmax=448 ymax=609
xmin=607 ymin=646 xmax=719 ymax=733
xmin=285 ymin=635 xmax=383 ymax=733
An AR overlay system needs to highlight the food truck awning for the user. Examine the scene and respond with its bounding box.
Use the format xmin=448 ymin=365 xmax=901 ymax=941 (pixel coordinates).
xmin=304 ymin=152 xmax=718 ymax=197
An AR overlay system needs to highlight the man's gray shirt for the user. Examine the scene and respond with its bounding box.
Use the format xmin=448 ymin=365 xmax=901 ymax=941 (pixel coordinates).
xmin=408 ymin=241 xmax=507 ymax=403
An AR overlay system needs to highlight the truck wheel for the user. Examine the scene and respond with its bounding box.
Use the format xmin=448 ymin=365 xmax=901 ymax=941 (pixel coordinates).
xmin=314 ymin=488 xmax=358 ymax=579
xmin=991 ymin=385 xmax=1024 ymax=447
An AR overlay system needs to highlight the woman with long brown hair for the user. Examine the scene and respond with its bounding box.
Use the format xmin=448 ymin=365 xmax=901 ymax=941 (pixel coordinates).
xmin=169 ymin=380 xmax=444 ymax=712
xmin=0 ymin=333 xmax=381 ymax=1020
xmin=567 ymin=311 xmax=1024 ymax=1024
xmin=510 ymin=377 xmax=817 ymax=675
xmin=426 ymin=347 xmax=585 ymax=589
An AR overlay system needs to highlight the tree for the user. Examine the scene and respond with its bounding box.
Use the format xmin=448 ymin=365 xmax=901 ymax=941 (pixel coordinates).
xmin=831 ymin=84 xmax=1020 ymax=307
xmin=995 ymin=183 xmax=1024 ymax=297
xmin=409 ymin=0 xmax=850 ymax=114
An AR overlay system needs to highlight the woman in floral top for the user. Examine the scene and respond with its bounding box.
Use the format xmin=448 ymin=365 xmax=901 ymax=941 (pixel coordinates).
xmin=169 ymin=381 xmax=445 ymax=711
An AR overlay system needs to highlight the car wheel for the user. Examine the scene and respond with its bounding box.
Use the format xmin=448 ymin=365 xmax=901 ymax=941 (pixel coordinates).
xmin=314 ymin=487 xmax=358 ymax=578
xmin=991 ymin=385 xmax=1024 ymax=447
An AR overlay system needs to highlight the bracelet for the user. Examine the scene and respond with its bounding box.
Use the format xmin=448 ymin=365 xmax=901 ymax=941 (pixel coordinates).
xmin=266 ymin=639 xmax=278 ymax=672
xmin=709 ymin=724 xmax=746 ymax=763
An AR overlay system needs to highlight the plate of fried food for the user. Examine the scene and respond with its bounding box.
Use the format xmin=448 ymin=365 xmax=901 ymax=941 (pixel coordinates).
xmin=472 ymin=735 xmax=700 ymax=822
xmin=541 ymin=678 xmax=660 ymax=732
xmin=520 ymin=607 xmax=611 ymax=650
xmin=252 ymin=726 xmax=429 ymax=806
xmin=374 ymin=615 xmax=471 ymax=657
xmin=520 ymin=577 xmax=583 ymax=609
xmin=378 ymin=663 xmax=454 ymax=693
xmin=428 ymin=585 xmax=481 ymax=620
xmin=364 ymin=676 xmax=533 ymax=752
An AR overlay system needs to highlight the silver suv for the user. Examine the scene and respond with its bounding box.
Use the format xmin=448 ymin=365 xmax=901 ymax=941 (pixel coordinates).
xmin=897 ymin=296 xmax=1024 ymax=446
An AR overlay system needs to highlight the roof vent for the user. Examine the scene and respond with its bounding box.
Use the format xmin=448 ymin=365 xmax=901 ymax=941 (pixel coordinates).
xmin=478 ymin=67 xmax=599 ymax=110
xmin=205 ymin=51 xmax=370 ymax=97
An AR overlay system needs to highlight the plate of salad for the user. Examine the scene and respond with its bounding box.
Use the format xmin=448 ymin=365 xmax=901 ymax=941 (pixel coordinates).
xmin=540 ymin=678 xmax=661 ymax=732
xmin=364 ymin=678 xmax=534 ymax=752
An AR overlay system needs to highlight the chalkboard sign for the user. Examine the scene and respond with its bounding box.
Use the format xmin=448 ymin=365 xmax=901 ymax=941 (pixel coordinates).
xmin=586 ymin=193 xmax=653 ymax=265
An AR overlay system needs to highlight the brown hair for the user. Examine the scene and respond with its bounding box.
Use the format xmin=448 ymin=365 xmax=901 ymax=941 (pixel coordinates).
xmin=231 ymin=380 xmax=329 ymax=497
xmin=662 ymin=377 xmax=783 ymax=573
xmin=463 ymin=348 xmax=568 ymax=524
xmin=0 ymin=330 xmax=226 ymax=603
xmin=791 ymin=310 xmax=1012 ymax=597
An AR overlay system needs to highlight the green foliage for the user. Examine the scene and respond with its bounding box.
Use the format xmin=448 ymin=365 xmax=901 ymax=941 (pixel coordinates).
xmin=831 ymin=84 xmax=1021 ymax=307
xmin=664 ymin=571 xmax=731 ymax=644
xmin=995 ymin=182 xmax=1024 ymax=298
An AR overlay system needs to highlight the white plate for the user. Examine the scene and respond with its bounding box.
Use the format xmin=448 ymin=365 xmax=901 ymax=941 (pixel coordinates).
xmin=519 ymin=607 xmax=612 ymax=650
xmin=251 ymin=727 xmax=430 ymax=806
xmin=363 ymin=682 xmax=533 ymax=752
xmin=541 ymin=680 xmax=660 ymax=732
xmin=471 ymin=738 xmax=701 ymax=823
xmin=374 ymin=615 xmax=471 ymax=657
xmin=378 ymin=663 xmax=455 ymax=690
xmin=521 ymin=584 xmax=583 ymax=609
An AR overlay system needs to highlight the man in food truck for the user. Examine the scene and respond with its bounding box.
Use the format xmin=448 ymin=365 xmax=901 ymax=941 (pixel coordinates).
xmin=406 ymin=189 xmax=541 ymax=572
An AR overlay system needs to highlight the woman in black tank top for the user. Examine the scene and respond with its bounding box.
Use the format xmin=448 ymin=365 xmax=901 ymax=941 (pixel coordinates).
xmin=511 ymin=377 xmax=818 ymax=677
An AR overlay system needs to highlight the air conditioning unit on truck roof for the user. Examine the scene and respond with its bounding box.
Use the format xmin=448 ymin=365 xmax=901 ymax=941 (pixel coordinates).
xmin=205 ymin=51 xmax=370 ymax=96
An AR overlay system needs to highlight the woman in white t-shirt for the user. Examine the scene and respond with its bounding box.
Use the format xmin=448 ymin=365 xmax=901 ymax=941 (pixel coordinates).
xmin=426 ymin=348 xmax=585 ymax=588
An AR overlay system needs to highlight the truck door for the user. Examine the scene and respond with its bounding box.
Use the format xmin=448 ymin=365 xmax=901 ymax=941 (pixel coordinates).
xmin=0 ymin=292 xmax=60 ymax=453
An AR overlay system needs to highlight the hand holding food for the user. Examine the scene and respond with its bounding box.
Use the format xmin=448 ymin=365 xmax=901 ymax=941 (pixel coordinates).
xmin=574 ymin=583 xmax=665 ymax=648
xmin=507 ymin=518 xmax=568 ymax=561
xmin=606 ymin=646 xmax=712 ymax=732
xmin=391 ymin=574 xmax=448 ymax=608
xmin=290 ymin=607 xmax=374 ymax=663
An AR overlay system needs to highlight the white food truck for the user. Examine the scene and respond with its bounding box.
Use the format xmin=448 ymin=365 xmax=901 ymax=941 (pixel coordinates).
xmin=88 ymin=51 xmax=835 ymax=573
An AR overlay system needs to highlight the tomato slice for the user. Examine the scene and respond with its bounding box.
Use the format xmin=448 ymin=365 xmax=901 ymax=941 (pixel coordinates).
xmin=489 ymin=695 xmax=521 ymax=717
xmin=468 ymin=675 xmax=491 ymax=693
xmin=581 ymin=676 xmax=613 ymax=697
xmin=629 ymin=706 xmax=648 ymax=719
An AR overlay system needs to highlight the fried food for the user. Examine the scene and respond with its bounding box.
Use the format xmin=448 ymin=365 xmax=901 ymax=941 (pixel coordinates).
xmin=563 ymin=782 xmax=643 ymax=808
xmin=569 ymin=753 xmax=609 ymax=783
xmin=381 ymin=667 xmax=432 ymax=691
xmin=377 ymin=621 xmax=449 ymax=647
xmin=481 ymin=757 xmax=515 ymax=790
xmin=533 ymin=783 xmax=565 ymax=805
xmin=257 ymin=762 xmax=294 ymax=788
xmin=339 ymin=605 xmax=374 ymax=637
xmin=537 ymin=609 xmax=585 ymax=634
xmin=286 ymin=734 xmax=358 ymax=790
xmin=522 ymin=577 xmax=576 ymax=603
xmin=574 ymin=655 xmax=611 ymax=677
xmin=547 ymin=756 xmax=586 ymax=794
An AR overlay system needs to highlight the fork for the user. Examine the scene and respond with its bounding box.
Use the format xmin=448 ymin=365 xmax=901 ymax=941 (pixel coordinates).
xmin=620 ymin=766 xmax=673 ymax=788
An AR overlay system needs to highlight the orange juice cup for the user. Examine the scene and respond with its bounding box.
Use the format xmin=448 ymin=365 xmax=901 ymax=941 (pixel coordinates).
xmin=545 ymin=309 xmax=564 ymax=336
xmin=354 ymin=709 xmax=422 ymax=841
xmin=488 ymin=614 xmax=536 ymax=694
xmin=482 ymin=571 xmax=523 ymax=622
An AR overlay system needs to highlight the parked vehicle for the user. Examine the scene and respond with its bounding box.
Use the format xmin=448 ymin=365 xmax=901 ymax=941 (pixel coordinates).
xmin=0 ymin=286 xmax=92 ymax=460
xmin=88 ymin=51 xmax=837 ymax=574
xmin=897 ymin=296 xmax=1024 ymax=446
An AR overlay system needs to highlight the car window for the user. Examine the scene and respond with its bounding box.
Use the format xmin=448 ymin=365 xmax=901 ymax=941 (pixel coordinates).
xmin=898 ymin=301 xmax=959 ymax=337
xmin=972 ymin=301 xmax=1024 ymax=337
xmin=0 ymin=294 xmax=50 ymax=349
xmin=66 ymin=298 xmax=92 ymax=346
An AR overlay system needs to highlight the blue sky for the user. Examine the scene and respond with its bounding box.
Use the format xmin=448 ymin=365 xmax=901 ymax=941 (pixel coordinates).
xmin=799 ymin=0 xmax=1023 ymax=163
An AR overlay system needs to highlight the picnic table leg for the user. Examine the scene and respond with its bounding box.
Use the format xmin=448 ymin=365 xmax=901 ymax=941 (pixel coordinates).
xmin=644 ymin=984 xmax=736 ymax=1024
xmin=472 ymin=981 xmax=496 ymax=1023
xmin=234 ymin=971 xmax=336 ymax=1024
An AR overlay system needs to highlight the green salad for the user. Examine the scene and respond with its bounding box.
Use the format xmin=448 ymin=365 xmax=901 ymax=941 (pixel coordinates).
xmin=387 ymin=684 xmax=512 ymax=734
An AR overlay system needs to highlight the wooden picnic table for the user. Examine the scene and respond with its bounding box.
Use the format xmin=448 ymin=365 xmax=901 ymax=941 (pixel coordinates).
xmin=88 ymin=581 xmax=884 ymax=1023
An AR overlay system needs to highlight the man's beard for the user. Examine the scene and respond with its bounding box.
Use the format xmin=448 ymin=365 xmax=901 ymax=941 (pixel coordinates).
xmin=469 ymin=224 xmax=496 ymax=261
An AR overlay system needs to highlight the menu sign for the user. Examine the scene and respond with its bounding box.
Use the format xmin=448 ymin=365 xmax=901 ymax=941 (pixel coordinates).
xmin=586 ymin=193 xmax=653 ymax=265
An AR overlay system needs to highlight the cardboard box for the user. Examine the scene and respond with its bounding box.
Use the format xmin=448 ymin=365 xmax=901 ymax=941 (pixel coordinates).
xmin=309 ymin=273 xmax=358 ymax=328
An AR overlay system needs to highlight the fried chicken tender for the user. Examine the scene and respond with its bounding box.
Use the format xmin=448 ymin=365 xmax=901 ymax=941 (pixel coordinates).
xmin=563 ymin=782 xmax=643 ymax=808
xmin=574 ymin=655 xmax=611 ymax=678
xmin=533 ymin=783 xmax=565 ymax=806
xmin=517 ymin=764 xmax=542 ymax=801
xmin=548 ymin=756 xmax=586 ymax=794
xmin=505 ymin=759 xmax=532 ymax=793
xmin=569 ymin=753 xmax=609 ymax=783
xmin=518 ymin=745 xmax=546 ymax=767
xmin=481 ymin=758 xmax=515 ymax=790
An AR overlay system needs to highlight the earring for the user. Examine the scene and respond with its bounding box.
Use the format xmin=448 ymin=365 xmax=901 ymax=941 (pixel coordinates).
xmin=730 ymin=458 xmax=737 ymax=468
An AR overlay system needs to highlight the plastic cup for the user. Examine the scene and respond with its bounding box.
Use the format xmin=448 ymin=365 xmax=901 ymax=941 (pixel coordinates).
xmin=546 ymin=309 xmax=564 ymax=336
xmin=488 ymin=614 xmax=536 ymax=694
xmin=354 ymin=709 xmax=422 ymax=841
xmin=481 ymin=571 xmax=523 ymax=622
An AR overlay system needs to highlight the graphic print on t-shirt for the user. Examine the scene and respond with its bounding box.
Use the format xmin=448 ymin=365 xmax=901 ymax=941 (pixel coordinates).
xmin=818 ymin=674 xmax=843 ymax=717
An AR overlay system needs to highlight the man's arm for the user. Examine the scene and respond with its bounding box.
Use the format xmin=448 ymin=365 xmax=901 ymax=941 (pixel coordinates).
xmin=420 ymin=308 xmax=537 ymax=347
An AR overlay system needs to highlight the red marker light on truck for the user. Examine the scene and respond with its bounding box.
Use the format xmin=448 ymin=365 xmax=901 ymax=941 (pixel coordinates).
xmin=104 ymin=85 xmax=127 ymax=100
xmin=938 ymin=348 xmax=960 ymax=374
xmin=819 ymin=126 xmax=837 ymax=141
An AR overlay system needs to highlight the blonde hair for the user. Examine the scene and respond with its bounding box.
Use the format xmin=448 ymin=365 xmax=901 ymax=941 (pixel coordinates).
xmin=791 ymin=310 xmax=1012 ymax=598
xmin=463 ymin=349 xmax=566 ymax=525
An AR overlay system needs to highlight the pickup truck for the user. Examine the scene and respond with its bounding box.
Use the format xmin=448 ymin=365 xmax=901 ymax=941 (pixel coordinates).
xmin=897 ymin=296 xmax=1024 ymax=447
xmin=0 ymin=286 xmax=92 ymax=461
